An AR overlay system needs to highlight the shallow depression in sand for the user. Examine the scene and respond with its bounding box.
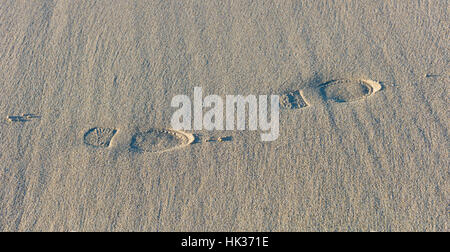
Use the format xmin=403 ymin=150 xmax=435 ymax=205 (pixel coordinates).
xmin=319 ymin=79 xmax=382 ymax=103
xmin=280 ymin=90 xmax=310 ymax=109
xmin=130 ymin=129 xmax=194 ymax=153
xmin=84 ymin=127 xmax=117 ymax=148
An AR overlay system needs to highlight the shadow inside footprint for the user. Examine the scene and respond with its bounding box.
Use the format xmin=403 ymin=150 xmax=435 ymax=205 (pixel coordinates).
xmin=130 ymin=129 xmax=194 ymax=153
xmin=280 ymin=90 xmax=310 ymax=109
xmin=84 ymin=127 xmax=117 ymax=148
xmin=319 ymin=79 xmax=382 ymax=103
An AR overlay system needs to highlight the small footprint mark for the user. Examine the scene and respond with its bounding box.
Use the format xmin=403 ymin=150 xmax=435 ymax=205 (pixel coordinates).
xmin=130 ymin=129 xmax=195 ymax=153
xmin=319 ymin=79 xmax=382 ymax=103
xmin=424 ymin=74 xmax=440 ymax=78
xmin=203 ymin=136 xmax=233 ymax=143
xmin=280 ymin=90 xmax=310 ymax=109
xmin=84 ymin=127 xmax=117 ymax=148
xmin=5 ymin=113 xmax=40 ymax=123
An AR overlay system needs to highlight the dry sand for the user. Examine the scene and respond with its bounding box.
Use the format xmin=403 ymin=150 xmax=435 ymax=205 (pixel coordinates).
xmin=0 ymin=1 xmax=448 ymax=232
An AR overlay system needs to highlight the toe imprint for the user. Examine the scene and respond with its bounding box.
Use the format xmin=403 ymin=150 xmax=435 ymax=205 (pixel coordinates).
xmin=280 ymin=90 xmax=310 ymax=109
xmin=84 ymin=127 xmax=117 ymax=148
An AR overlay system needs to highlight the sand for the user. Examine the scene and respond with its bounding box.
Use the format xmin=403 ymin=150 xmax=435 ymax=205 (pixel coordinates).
xmin=0 ymin=0 xmax=448 ymax=232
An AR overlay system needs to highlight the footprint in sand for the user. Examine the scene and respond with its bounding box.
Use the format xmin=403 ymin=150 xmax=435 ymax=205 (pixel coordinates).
xmin=319 ymin=79 xmax=382 ymax=103
xmin=130 ymin=129 xmax=195 ymax=153
xmin=84 ymin=127 xmax=117 ymax=148
xmin=280 ymin=90 xmax=310 ymax=109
